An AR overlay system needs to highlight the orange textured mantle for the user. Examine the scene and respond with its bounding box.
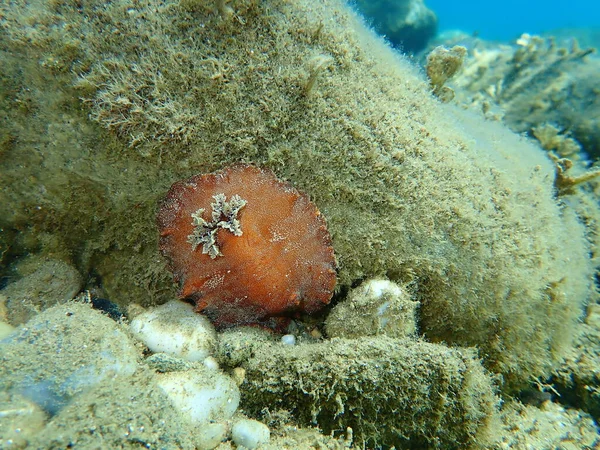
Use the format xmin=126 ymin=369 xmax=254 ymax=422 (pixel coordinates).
xmin=157 ymin=164 xmax=337 ymax=329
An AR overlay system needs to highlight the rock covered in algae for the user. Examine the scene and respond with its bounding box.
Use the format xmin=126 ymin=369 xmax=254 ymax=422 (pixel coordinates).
xmin=325 ymin=278 xmax=419 ymax=339
xmin=0 ymin=302 xmax=138 ymax=416
xmin=552 ymin=304 xmax=600 ymax=421
xmin=353 ymin=0 xmax=438 ymax=53
xmin=2 ymin=258 xmax=82 ymax=325
xmin=497 ymin=400 xmax=600 ymax=448
xmin=239 ymin=336 xmax=499 ymax=449
xmin=24 ymin=369 xmax=203 ymax=449
xmin=0 ymin=0 xmax=593 ymax=389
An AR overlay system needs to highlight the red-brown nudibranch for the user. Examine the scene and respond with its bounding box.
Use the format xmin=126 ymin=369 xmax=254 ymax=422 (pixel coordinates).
xmin=157 ymin=164 xmax=337 ymax=329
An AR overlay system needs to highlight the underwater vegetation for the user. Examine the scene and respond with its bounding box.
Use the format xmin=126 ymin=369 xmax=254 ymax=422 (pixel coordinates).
xmin=0 ymin=0 xmax=599 ymax=447
xmin=228 ymin=333 xmax=499 ymax=448
xmin=448 ymin=33 xmax=600 ymax=159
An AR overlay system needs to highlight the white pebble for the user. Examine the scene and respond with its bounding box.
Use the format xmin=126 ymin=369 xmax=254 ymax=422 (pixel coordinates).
xmin=232 ymin=418 xmax=270 ymax=449
xmin=157 ymin=370 xmax=240 ymax=424
xmin=130 ymin=300 xmax=216 ymax=361
xmin=195 ymin=422 xmax=227 ymax=449
xmin=281 ymin=334 xmax=296 ymax=346
xmin=203 ymin=356 xmax=220 ymax=371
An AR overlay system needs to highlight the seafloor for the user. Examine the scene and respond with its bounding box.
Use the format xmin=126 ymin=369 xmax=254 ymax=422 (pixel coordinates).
xmin=1 ymin=0 xmax=599 ymax=449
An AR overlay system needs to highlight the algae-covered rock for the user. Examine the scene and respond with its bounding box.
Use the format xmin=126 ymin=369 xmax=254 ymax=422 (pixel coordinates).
xmin=553 ymin=304 xmax=600 ymax=421
xmin=27 ymin=371 xmax=201 ymax=450
xmin=2 ymin=257 xmax=82 ymax=325
xmin=0 ymin=302 xmax=138 ymax=415
xmin=239 ymin=336 xmax=499 ymax=449
xmin=353 ymin=0 xmax=438 ymax=53
xmin=217 ymin=327 xmax=275 ymax=369
xmin=325 ymin=278 xmax=419 ymax=339
xmin=497 ymin=400 xmax=600 ymax=449
xmin=0 ymin=0 xmax=593 ymax=389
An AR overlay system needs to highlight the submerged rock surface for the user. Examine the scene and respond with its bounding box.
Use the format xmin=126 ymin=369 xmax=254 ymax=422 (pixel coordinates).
xmin=239 ymin=336 xmax=499 ymax=449
xmin=0 ymin=0 xmax=591 ymax=388
xmin=0 ymin=0 xmax=598 ymax=446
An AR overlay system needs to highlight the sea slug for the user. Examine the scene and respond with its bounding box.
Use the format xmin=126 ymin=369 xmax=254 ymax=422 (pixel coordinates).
xmin=157 ymin=164 xmax=336 ymax=329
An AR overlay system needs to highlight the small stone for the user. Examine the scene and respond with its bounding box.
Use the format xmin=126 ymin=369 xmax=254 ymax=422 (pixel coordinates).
xmin=0 ymin=392 xmax=47 ymax=448
xmin=309 ymin=328 xmax=323 ymax=340
xmin=231 ymin=418 xmax=270 ymax=449
xmin=325 ymin=279 xmax=419 ymax=339
xmin=156 ymin=369 xmax=240 ymax=425
xmin=203 ymin=356 xmax=220 ymax=371
xmin=130 ymin=300 xmax=217 ymax=361
xmin=232 ymin=367 xmax=246 ymax=386
xmin=3 ymin=258 xmax=82 ymax=325
xmin=145 ymin=353 xmax=193 ymax=373
xmin=281 ymin=334 xmax=296 ymax=346
xmin=195 ymin=421 xmax=227 ymax=450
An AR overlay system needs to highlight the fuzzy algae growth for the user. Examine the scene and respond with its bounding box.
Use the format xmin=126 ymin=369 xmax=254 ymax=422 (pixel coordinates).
xmin=219 ymin=332 xmax=499 ymax=449
xmin=0 ymin=0 xmax=596 ymax=445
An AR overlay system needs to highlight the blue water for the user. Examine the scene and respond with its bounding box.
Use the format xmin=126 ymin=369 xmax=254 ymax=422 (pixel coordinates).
xmin=427 ymin=0 xmax=600 ymax=42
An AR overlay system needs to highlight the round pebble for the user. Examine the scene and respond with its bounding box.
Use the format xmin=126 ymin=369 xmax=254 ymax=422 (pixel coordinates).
xmin=232 ymin=418 xmax=270 ymax=449
xmin=281 ymin=334 xmax=296 ymax=346
xmin=130 ymin=300 xmax=217 ymax=361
